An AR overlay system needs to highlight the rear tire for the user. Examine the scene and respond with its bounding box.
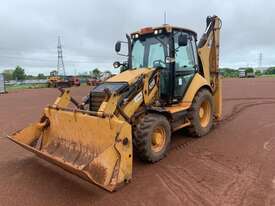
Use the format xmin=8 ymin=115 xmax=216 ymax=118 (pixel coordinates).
xmin=188 ymin=89 xmax=214 ymax=137
xmin=133 ymin=114 xmax=171 ymax=163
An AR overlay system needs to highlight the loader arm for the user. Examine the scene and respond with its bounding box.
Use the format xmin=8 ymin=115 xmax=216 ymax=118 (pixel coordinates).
xmin=98 ymin=68 xmax=160 ymax=122
xmin=197 ymin=16 xmax=222 ymax=120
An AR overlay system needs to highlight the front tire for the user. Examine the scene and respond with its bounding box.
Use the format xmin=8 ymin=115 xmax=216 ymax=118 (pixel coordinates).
xmin=188 ymin=89 xmax=214 ymax=137
xmin=134 ymin=114 xmax=171 ymax=163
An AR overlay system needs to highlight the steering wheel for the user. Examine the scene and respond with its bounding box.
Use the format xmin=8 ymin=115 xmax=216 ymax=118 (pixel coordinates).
xmin=153 ymin=59 xmax=166 ymax=69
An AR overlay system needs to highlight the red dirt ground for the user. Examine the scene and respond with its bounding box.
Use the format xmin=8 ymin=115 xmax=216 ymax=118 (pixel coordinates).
xmin=1 ymin=78 xmax=275 ymax=206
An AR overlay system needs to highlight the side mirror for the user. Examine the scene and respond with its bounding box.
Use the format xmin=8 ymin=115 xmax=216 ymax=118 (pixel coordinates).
xmin=115 ymin=41 xmax=121 ymax=53
xmin=178 ymin=34 xmax=188 ymax=47
xmin=113 ymin=61 xmax=121 ymax=68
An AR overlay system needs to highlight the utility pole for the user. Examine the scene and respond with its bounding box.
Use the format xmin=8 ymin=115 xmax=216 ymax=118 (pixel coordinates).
xmin=57 ymin=36 xmax=66 ymax=77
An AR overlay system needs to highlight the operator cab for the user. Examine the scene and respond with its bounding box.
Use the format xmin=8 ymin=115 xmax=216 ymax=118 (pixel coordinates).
xmin=115 ymin=25 xmax=200 ymax=105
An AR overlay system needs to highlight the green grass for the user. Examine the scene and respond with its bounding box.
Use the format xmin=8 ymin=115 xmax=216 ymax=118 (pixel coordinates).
xmin=6 ymin=83 xmax=48 ymax=92
xmin=261 ymin=74 xmax=275 ymax=77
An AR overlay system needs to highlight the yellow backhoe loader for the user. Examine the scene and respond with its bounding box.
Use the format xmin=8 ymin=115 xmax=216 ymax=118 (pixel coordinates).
xmin=8 ymin=15 xmax=222 ymax=191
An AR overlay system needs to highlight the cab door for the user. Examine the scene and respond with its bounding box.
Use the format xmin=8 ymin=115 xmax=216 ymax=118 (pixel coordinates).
xmin=173 ymin=33 xmax=197 ymax=100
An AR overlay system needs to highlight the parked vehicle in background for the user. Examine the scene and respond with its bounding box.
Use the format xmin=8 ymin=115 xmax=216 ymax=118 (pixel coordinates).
xmin=86 ymin=71 xmax=114 ymax=86
xmin=48 ymin=70 xmax=81 ymax=87
xmin=47 ymin=70 xmax=69 ymax=88
xmin=100 ymin=71 xmax=113 ymax=81
xmin=239 ymin=69 xmax=255 ymax=78
xmin=239 ymin=70 xmax=246 ymax=78
xmin=86 ymin=78 xmax=101 ymax=86
xmin=68 ymin=76 xmax=81 ymax=87
xmin=246 ymin=72 xmax=256 ymax=78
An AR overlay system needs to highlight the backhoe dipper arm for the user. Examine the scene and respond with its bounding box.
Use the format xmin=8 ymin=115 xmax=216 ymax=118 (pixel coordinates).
xmin=197 ymin=15 xmax=222 ymax=120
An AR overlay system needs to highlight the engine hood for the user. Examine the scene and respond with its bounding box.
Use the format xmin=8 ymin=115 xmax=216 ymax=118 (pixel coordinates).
xmin=106 ymin=68 xmax=154 ymax=85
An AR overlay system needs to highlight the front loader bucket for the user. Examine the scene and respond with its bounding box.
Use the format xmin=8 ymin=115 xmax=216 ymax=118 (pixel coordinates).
xmin=8 ymin=107 xmax=132 ymax=192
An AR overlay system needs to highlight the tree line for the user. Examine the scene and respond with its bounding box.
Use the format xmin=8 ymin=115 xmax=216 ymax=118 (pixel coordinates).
xmin=5 ymin=65 xmax=274 ymax=80
xmin=2 ymin=66 xmax=46 ymax=81
xmin=78 ymin=68 xmax=112 ymax=79
xmin=220 ymin=67 xmax=275 ymax=78
xmin=2 ymin=66 xmax=112 ymax=81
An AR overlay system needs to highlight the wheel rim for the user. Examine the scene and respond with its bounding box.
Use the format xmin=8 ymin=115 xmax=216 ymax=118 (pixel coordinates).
xmin=151 ymin=127 xmax=166 ymax=153
xmin=199 ymin=100 xmax=211 ymax=128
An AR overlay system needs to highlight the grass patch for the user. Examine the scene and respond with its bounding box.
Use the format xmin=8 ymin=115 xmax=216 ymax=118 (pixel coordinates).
xmin=261 ymin=74 xmax=275 ymax=77
xmin=6 ymin=83 xmax=48 ymax=92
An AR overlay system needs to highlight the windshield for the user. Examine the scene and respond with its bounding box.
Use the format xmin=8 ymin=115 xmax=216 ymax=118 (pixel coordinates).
xmin=131 ymin=35 xmax=169 ymax=69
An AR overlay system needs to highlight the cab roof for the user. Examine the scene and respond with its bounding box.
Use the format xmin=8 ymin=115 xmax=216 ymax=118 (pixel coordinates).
xmin=131 ymin=24 xmax=198 ymax=40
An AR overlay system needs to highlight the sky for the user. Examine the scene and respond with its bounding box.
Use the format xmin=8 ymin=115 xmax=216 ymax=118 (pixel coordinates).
xmin=0 ymin=0 xmax=274 ymax=75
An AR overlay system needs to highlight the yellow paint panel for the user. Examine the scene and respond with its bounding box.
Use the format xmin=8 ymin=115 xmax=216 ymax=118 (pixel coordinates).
xmin=53 ymin=90 xmax=71 ymax=108
xmin=107 ymin=68 xmax=152 ymax=84
xmin=182 ymin=73 xmax=210 ymax=104
xmin=13 ymin=123 xmax=43 ymax=145
xmin=213 ymin=76 xmax=222 ymax=120
xmin=165 ymin=102 xmax=191 ymax=113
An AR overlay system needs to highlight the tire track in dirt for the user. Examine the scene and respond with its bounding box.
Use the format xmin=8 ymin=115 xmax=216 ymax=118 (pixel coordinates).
xmin=223 ymin=97 xmax=275 ymax=102
xmin=157 ymin=159 xmax=255 ymax=206
xmin=167 ymin=99 xmax=274 ymax=205
xmin=164 ymin=118 xmax=264 ymax=206
xmin=170 ymin=138 xmax=196 ymax=151
xmin=164 ymin=98 xmax=275 ymax=205
xmin=247 ymin=135 xmax=275 ymax=206
xmin=265 ymin=177 xmax=275 ymax=206
xmin=218 ymin=165 xmax=259 ymax=206
xmin=155 ymin=173 xmax=182 ymax=205
xmin=220 ymin=101 xmax=275 ymax=124
xmin=170 ymin=100 xmax=275 ymax=153
xmin=189 ymin=152 xmax=260 ymax=206
xmin=165 ymin=151 xmax=259 ymax=206
xmin=189 ymin=152 xmax=239 ymax=176
xmin=157 ymin=166 xmax=216 ymax=206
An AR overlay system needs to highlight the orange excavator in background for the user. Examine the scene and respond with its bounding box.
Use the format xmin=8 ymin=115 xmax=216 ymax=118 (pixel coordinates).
xmin=48 ymin=70 xmax=80 ymax=87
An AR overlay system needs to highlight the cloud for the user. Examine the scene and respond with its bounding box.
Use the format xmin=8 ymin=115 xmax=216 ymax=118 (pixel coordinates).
xmin=0 ymin=0 xmax=274 ymax=75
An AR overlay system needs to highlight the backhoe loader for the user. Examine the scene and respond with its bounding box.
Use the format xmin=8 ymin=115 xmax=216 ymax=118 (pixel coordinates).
xmin=8 ymin=15 xmax=222 ymax=192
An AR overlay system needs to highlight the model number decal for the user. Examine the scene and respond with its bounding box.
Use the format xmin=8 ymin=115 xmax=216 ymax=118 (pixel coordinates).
xmin=134 ymin=92 xmax=143 ymax=103
xmin=149 ymin=78 xmax=156 ymax=90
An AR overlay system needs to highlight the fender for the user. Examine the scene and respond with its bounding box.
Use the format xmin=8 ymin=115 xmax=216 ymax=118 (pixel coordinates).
xmin=181 ymin=73 xmax=212 ymax=107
